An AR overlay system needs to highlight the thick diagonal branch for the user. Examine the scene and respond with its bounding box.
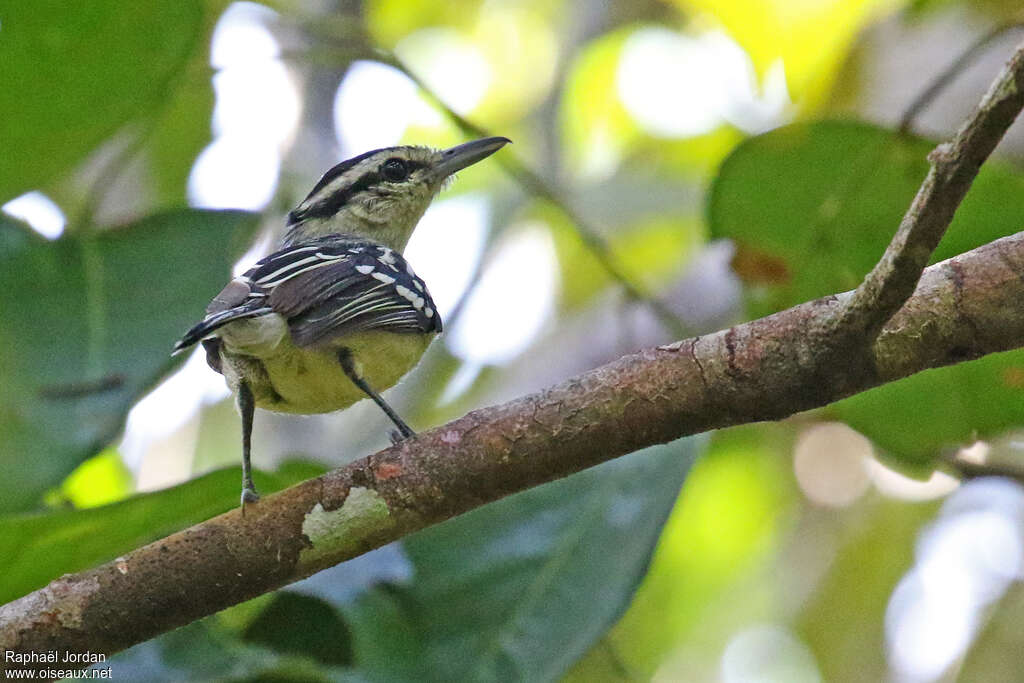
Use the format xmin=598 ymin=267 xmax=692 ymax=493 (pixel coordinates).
xmin=2 ymin=231 xmax=1024 ymax=673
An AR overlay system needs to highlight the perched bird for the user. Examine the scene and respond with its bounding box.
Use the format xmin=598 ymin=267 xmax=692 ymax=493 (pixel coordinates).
xmin=173 ymin=137 xmax=510 ymax=506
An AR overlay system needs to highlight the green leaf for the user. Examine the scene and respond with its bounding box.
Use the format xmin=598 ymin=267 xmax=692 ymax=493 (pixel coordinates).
xmin=567 ymin=425 xmax=796 ymax=679
xmin=147 ymin=49 xmax=215 ymax=207
xmin=709 ymin=120 xmax=1024 ymax=468
xmin=109 ymin=618 xmax=350 ymax=683
xmin=242 ymin=592 xmax=353 ymax=667
xmin=0 ymin=1 xmax=205 ymax=203
xmin=0 ymin=462 xmax=322 ymax=605
xmin=343 ymin=437 xmax=701 ymax=682
xmin=0 ymin=210 xmax=258 ymax=512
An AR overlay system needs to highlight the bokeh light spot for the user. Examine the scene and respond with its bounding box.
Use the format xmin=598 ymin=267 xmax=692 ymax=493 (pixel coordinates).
xmin=396 ymin=27 xmax=492 ymax=115
xmin=616 ymin=28 xmax=790 ymax=139
xmin=333 ymin=60 xmax=441 ymax=157
xmin=793 ymin=422 xmax=872 ymax=507
xmin=721 ymin=624 xmax=822 ymax=683
xmin=404 ymin=195 xmax=489 ymax=320
xmin=189 ymin=2 xmax=298 ymax=211
xmin=2 ymin=191 xmax=66 ymax=239
xmin=447 ymin=222 xmax=557 ymax=366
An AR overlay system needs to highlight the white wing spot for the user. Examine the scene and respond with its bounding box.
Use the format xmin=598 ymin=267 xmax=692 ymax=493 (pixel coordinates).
xmin=413 ymin=296 xmax=424 ymax=309
xmin=378 ymin=248 xmax=397 ymax=265
xmin=355 ymin=264 xmax=375 ymax=275
xmin=372 ymin=272 xmax=396 ymax=284
xmin=425 ymin=307 xmax=434 ymax=318
xmin=395 ymin=284 xmax=416 ymax=302
xmin=412 ymin=279 xmax=424 ymax=292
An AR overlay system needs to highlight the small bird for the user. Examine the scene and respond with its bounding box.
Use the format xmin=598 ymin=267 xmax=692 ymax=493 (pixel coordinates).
xmin=173 ymin=137 xmax=510 ymax=506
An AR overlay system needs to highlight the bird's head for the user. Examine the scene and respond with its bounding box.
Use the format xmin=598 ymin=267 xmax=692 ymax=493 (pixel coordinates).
xmin=284 ymin=136 xmax=510 ymax=249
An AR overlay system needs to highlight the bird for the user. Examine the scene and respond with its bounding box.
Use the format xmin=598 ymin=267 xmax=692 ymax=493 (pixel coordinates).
xmin=172 ymin=136 xmax=510 ymax=507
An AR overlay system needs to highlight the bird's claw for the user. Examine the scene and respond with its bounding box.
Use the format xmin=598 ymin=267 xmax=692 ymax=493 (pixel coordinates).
xmin=240 ymin=486 xmax=260 ymax=515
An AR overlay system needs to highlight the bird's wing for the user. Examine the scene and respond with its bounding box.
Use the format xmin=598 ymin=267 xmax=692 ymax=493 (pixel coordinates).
xmin=254 ymin=237 xmax=441 ymax=347
xmin=174 ymin=236 xmax=441 ymax=353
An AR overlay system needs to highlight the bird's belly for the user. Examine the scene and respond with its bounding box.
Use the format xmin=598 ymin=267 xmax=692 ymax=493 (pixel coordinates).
xmin=257 ymin=330 xmax=433 ymax=414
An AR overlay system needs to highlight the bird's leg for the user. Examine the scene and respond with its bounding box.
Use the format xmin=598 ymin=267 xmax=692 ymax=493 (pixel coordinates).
xmin=238 ymin=381 xmax=260 ymax=509
xmin=338 ymin=349 xmax=415 ymax=440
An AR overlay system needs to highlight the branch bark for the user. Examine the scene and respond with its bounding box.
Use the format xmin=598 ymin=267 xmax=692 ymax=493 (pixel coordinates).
xmin=2 ymin=35 xmax=1023 ymax=683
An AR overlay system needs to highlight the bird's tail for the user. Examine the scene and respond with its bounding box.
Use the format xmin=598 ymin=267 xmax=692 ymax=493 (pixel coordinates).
xmin=172 ymin=307 xmax=272 ymax=355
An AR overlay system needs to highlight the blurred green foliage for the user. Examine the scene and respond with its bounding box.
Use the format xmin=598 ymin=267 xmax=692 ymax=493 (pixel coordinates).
xmin=1 ymin=0 xmax=1023 ymax=681
xmin=0 ymin=2 xmax=205 ymax=201
xmin=0 ymin=211 xmax=258 ymax=511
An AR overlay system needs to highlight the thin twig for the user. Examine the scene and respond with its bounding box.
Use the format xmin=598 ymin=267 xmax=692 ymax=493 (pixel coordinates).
xmin=837 ymin=38 xmax=1024 ymax=341
xmin=69 ymin=121 xmax=156 ymax=234
xmin=899 ymin=23 xmax=1024 ymax=135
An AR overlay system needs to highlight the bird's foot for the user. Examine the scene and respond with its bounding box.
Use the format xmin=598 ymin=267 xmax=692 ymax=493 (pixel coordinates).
xmin=240 ymin=486 xmax=261 ymax=515
xmin=390 ymin=427 xmax=416 ymax=445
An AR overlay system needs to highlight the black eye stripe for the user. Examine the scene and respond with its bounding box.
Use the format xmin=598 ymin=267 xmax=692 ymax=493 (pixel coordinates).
xmin=303 ymin=148 xmax=381 ymax=198
xmin=288 ymin=159 xmax=431 ymax=224
xmin=292 ymin=172 xmax=382 ymax=222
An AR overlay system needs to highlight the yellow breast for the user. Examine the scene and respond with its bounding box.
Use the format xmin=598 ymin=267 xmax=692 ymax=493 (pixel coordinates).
xmin=248 ymin=330 xmax=434 ymax=414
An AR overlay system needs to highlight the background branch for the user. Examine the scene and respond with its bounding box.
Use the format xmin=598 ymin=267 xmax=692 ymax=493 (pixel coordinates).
xmin=3 ymin=229 xmax=1024 ymax=672
xmin=898 ymin=22 xmax=1024 ymax=135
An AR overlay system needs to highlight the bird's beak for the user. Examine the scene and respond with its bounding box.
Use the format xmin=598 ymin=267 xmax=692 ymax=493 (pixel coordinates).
xmin=434 ymin=136 xmax=511 ymax=179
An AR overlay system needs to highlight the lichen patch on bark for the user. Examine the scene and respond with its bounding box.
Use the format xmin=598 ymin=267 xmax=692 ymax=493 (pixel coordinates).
xmin=299 ymin=487 xmax=390 ymax=567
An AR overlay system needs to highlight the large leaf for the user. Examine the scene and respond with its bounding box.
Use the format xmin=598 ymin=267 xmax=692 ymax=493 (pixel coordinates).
xmin=106 ymin=617 xmax=358 ymax=683
xmin=342 ymin=437 xmax=700 ymax=682
xmin=0 ymin=210 xmax=258 ymax=512
xmin=709 ymin=120 xmax=1024 ymax=468
xmin=0 ymin=462 xmax=323 ymax=605
xmin=0 ymin=1 xmax=205 ymax=203
xmin=566 ymin=424 xmax=796 ymax=680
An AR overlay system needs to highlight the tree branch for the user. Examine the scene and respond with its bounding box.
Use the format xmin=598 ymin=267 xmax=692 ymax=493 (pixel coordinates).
xmin=839 ymin=38 xmax=1024 ymax=340
xmin=2 ymin=231 xmax=1024 ymax=672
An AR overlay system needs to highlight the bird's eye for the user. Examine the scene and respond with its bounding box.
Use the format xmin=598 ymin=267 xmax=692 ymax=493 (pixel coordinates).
xmin=382 ymin=158 xmax=408 ymax=182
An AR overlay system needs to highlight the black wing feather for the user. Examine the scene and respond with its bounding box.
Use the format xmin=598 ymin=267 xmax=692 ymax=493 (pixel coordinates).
xmin=172 ymin=234 xmax=441 ymax=355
